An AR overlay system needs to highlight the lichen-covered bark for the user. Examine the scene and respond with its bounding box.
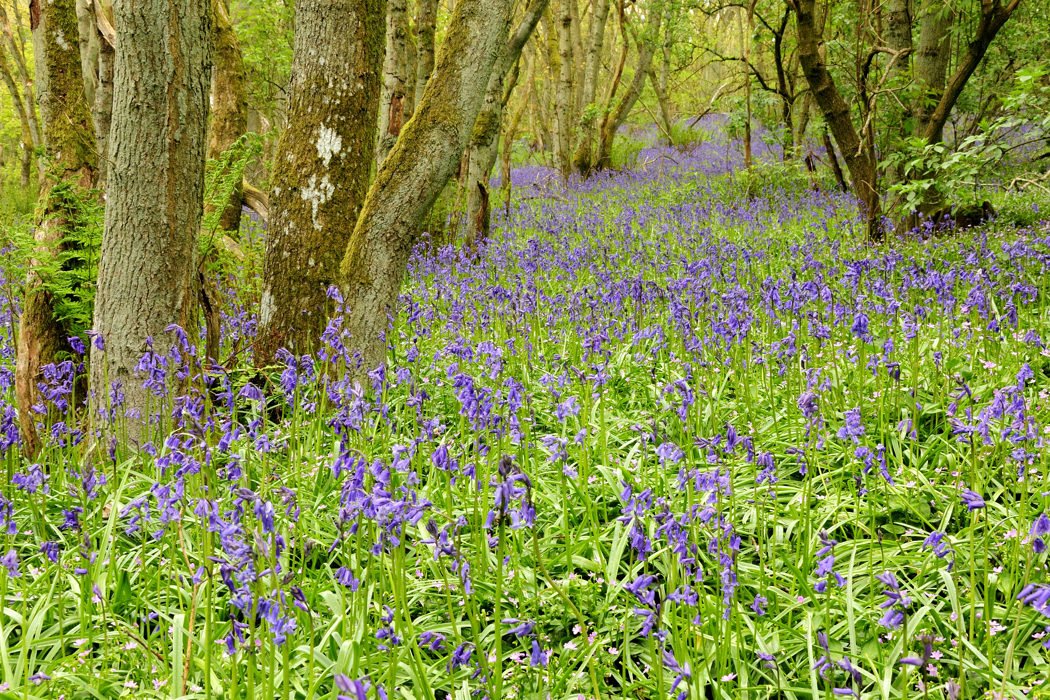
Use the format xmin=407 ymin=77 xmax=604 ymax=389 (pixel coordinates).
xmin=376 ymin=0 xmax=409 ymax=167
xmin=207 ymin=0 xmax=248 ymax=232
xmin=254 ymin=0 xmax=386 ymax=365
xmin=339 ymin=0 xmax=513 ymax=375
xmin=89 ymin=0 xmax=211 ymax=441
xmin=17 ymin=0 xmax=97 ymax=456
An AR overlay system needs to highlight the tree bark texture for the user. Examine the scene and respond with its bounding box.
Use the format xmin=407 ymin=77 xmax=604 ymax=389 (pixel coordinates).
xmin=89 ymin=0 xmax=211 ymax=440
xmin=339 ymin=0 xmax=513 ymax=375
xmin=17 ymin=0 xmax=97 ymax=457
xmin=376 ymin=0 xmax=410 ymax=167
xmin=553 ymin=0 xmax=575 ymax=172
xmin=413 ymin=0 xmax=437 ymax=108
xmin=255 ymin=0 xmax=386 ymax=365
xmin=207 ymin=0 xmax=248 ymax=233
xmin=90 ymin=0 xmax=115 ymax=187
xmin=912 ymin=1 xmax=952 ymax=137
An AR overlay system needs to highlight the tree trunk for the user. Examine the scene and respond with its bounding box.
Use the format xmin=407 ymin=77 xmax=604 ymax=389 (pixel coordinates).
xmin=90 ymin=0 xmax=114 ymax=187
xmin=207 ymin=0 xmax=248 ymax=233
xmin=376 ymin=0 xmax=410 ymax=167
xmin=255 ymin=0 xmax=386 ymax=366
xmin=74 ymin=0 xmax=100 ymax=107
xmin=339 ymin=0 xmax=513 ymax=375
xmin=921 ymin=0 xmax=1020 ymax=145
xmin=553 ymin=0 xmax=575 ymax=173
xmin=17 ymin=0 xmax=98 ymax=457
xmin=595 ymin=0 xmax=664 ymax=170
xmin=912 ymin=1 xmax=952 ymax=139
xmin=0 ymin=44 xmax=36 ymax=187
xmin=789 ymin=0 xmax=881 ymax=240
xmin=464 ymin=0 xmax=549 ymax=248
xmin=413 ymin=0 xmax=438 ymax=108
xmin=571 ymin=0 xmax=610 ymax=170
xmin=89 ymin=0 xmax=211 ymax=442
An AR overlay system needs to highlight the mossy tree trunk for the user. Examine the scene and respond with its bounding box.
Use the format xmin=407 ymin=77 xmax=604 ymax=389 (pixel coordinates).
xmin=89 ymin=0 xmax=211 ymax=443
xmin=254 ymin=0 xmax=386 ymax=365
xmin=339 ymin=0 xmax=513 ymax=375
xmin=207 ymin=0 xmax=248 ymax=233
xmin=17 ymin=0 xmax=97 ymax=457
xmin=569 ymin=0 xmax=610 ymax=172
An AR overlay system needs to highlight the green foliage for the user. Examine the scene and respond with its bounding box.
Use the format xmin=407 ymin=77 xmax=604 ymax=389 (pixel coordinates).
xmin=608 ymin=134 xmax=647 ymax=169
xmin=886 ymin=63 xmax=1050 ymax=216
xmin=38 ymin=182 xmax=104 ymax=341
xmin=201 ymin=132 xmax=263 ymax=238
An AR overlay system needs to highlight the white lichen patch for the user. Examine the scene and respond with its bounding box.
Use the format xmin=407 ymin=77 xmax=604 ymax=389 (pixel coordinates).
xmin=300 ymin=175 xmax=335 ymax=230
xmin=54 ymin=31 xmax=71 ymax=52
xmin=316 ymin=125 xmax=342 ymax=167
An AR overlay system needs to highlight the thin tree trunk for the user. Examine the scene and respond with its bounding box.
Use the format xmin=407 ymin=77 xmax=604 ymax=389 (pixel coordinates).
xmin=207 ymin=0 xmax=248 ymax=233
xmin=789 ymin=0 xmax=881 ymax=240
xmin=339 ymin=0 xmax=513 ymax=375
xmin=921 ymin=0 xmax=1020 ymax=145
xmin=377 ymin=0 xmax=410 ymax=167
xmin=17 ymin=0 xmax=98 ymax=457
xmin=255 ymin=0 xmax=386 ymax=365
xmin=89 ymin=0 xmax=211 ymax=442
xmin=464 ymin=0 xmax=549 ymax=248
xmin=0 ymin=44 xmax=35 ymax=187
xmin=90 ymin=0 xmax=114 ymax=186
xmin=553 ymin=0 xmax=575 ymax=173
xmin=595 ymin=0 xmax=664 ymax=170
xmin=413 ymin=0 xmax=438 ymax=108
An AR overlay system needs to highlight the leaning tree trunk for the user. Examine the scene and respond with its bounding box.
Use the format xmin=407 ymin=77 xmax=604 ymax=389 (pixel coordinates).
xmin=463 ymin=0 xmax=549 ymax=248
xmin=207 ymin=0 xmax=248 ymax=233
xmin=339 ymin=0 xmax=513 ymax=375
xmin=913 ymin=1 xmax=952 ymax=139
xmin=0 ymin=45 xmax=36 ymax=187
xmin=89 ymin=0 xmax=211 ymax=443
xmin=17 ymin=0 xmax=98 ymax=457
xmin=789 ymin=0 xmax=881 ymax=240
xmin=376 ymin=0 xmax=410 ymax=167
xmin=254 ymin=0 xmax=386 ymax=366
xmin=594 ymin=0 xmax=664 ymax=171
